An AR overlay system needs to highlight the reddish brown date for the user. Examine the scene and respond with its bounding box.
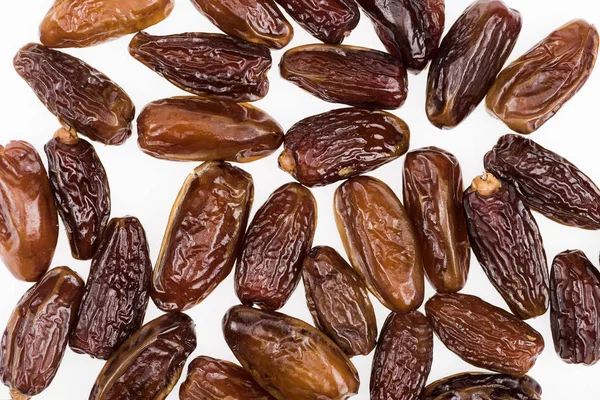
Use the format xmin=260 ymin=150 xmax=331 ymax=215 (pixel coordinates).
xmin=280 ymin=44 xmax=408 ymax=109
xmin=0 ymin=141 xmax=58 ymax=282
xmin=129 ymin=32 xmax=272 ymax=102
xmin=152 ymin=162 xmax=253 ymax=312
xmin=14 ymin=43 xmax=134 ymax=145
xmin=426 ymin=0 xmax=522 ymax=128
xmin=423 ymin=373 xmax=543 ymax=400
xmin=403 ymin=147 xmax=470 ymax=293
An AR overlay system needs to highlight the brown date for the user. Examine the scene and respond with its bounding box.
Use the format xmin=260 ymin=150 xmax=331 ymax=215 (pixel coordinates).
xmin=222 ymin=305 xmax=360 ymax=400
xmin=302 ymin=246 xmax=377 ymax=356
xmin=426 ymin=0 xmax=522 ymax=128
xmin=335 ymin=176 xmax=424 ymax=312
xmin=137 ymin=97 xmax=283 ymax=163
xmin=152 ymin=161 xmax=253 ymax=312
xmin=235 ymin=182 xmax=316 ymax=310
xmin=403 ymin=147 xmax=470 ymax=293
xmin=485 ymin=134 xmax=600 ymax=230
xmin=14 ymin=43 xmax=135 ymax=145
xmin=487 ymin=20 xmax=599 ymax=134
xmin=89 ymin=312 xmax=196 ymax=400
xmin=280 ymin=44 xmax=408 ymax=109
xmin=0 ymin=141 xmax=58 ymax=282
xmin=423 ymin=373 xmax=543 ymax=400
xmin=278 ymin=108 xmax=410 ymax=187
xmin=0 ymin=267 xmax=84 ymax=399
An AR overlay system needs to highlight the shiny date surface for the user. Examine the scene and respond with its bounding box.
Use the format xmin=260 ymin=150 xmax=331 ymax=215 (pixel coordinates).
xmin=423 ymin=373 xmax=543 ymax=400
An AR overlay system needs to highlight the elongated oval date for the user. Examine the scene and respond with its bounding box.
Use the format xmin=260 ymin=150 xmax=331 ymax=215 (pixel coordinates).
xmin=14 ymin=43 xmax=134 ymax=145
xmin=89 ymin=312 xmax=196 ymax=400
xmin=0 ymin=141 xmax=58 ymax=282
xmin=0 ymin=267 xmax=84 ymax=398
xmin=426 ymin=0 xmax=522 ymax=128
xmin=235 ymin=183 xmax=316 ymax=310
xmin=484 ymin=134 xmax=600 ymax=230
xmin=137 ymin=97 xmax=283 ymax=163
xmin=223 ymin=305 xmax=360 ymax=400
xmin=152 ymin=161 xmax=253 ymax=312
xmin=334 ymin=176 xmax=424 ymax=312
xmin=403 ymin=147 xmax=470 ymax=293
xmin=423 ymin=373 xmax=542 ymax=400
xmin=487 ymin=20 xmax=599 ymax=134
xmin=280 ymin=44 xmax=408 ymax=109
xmin=302 ymin=246 xmax=377 ymax=356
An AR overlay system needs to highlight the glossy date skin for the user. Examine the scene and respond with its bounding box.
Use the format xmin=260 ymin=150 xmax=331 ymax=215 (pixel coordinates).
xmin=487 ymin=20 xmax=599 ymax=134
xmin=278 ymin=108 xmax=410 ymax=187
xmin=426 ymin=0 xmax=522 ymax=128
xmin=129 ymin=32 xmax=272 ymax=102
xmin=14 ymin=43 xmax=135 ymax=145
xmin=152 ymin=162 xmax=253 ymax=312
xmin=222 ymin=305 xmax=360 ymax=400
xmin=0 ymin=141 xmax=58 ymax=282
xmin=423 ymin=373 xmax=543 ymax=400
xmin=280 ymin=44 xmax=408 ymax=109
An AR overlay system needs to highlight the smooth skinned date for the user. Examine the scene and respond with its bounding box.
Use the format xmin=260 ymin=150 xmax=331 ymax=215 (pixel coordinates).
xmin=423 ymin=373 xmax=543 ymax=400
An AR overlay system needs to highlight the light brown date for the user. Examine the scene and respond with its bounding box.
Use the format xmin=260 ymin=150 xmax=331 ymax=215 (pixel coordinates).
xmin=423 ymin=373 xmax=543 ymax=400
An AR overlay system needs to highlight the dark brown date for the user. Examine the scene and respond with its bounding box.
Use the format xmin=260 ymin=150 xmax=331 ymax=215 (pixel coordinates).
xmin=89 ymin=312 xmax=196 ymax=400
xmin=403 ymin=147 xmax=470 ymax=293
xmin=484 ymin=134 xmax=600 ymax=230
xmin=222 ymin=305 xmax=360 ymax=400
xmin=152 ymin=161 xmax=253 ymax=312
xmin=423 ymin=373 xmax=543 ymax=400
xmin=0 ymin=267 xmax=84 ymax=399
xmin=302 ymin=246 xmax=377 ymax=356
xmin=463 ymin=173 xmax=549 ymax=319
xmin=277 ymin=107 xmax=410 ymax=187
xmin=129 ymin=32 xmax=272 ymax=102
xmin=426 ymin=0 xmax=522 ymax=128
xmin=235 ymin=182 xmax=316 ymax=310
xmin=14 ymin=43 xmax=134 ymax=145
xmin=280 ymin=44 xmax=408 ymax=109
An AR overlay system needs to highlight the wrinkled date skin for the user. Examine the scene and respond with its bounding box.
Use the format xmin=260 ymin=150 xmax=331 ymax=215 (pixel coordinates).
xmin=485 ymin=134 xmax=600 ymax=230
xmin=425 ymin=293 xmax=545 ymax=375
xmin=152 ymin=162 xmax=253 ymax=312
xmin=89 ymin=313 xmax=196 ymax=400
xmin=14 ymin=43 xmax=135 ymax=145
xmin=45 ymin=128 xmax=111 ymax=260
xmin=370 ymin=311 xmax=433 ymax=400
xmin=335 ymin=176 xmax=424 ymax=312
xmin=0 ymin=141 xmax=58 ymax=282
xmin=235 ymin=183 xmax=316 ymax=310
xmin=403 ymin=147 xmax=470 ymax=293
xmin=70 ymin=217 xmax=152 ymax=360
xmin=222 ymin=305 xmax=360 ymax=400
xmin=463 ymin=173 xmax=549 ymax=319
xmin=487 ymin=20 xmax=599 ymax=134
xmin=137 ymin=97 xmax=284 ymax=163
xmin=302 ymin=246 xmax=377 ymax=356
xmin=0 ymin=267 xmax=84 ymax=398
xmin=423 ymin=373 xmax=543 ymax=400
xmin=280 ymin=44 xmax=408 ymax=109
xmin=426 ymin=0 xmax=522 ymax=128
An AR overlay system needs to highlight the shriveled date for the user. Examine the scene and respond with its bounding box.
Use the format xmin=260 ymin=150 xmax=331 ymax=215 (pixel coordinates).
xmin=423 ymin=373 xmax=543 ymax=400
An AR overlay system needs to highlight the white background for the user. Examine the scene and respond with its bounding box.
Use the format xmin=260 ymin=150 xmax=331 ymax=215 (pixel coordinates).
xmin=1 ymin=0 xmax=599 ymax=398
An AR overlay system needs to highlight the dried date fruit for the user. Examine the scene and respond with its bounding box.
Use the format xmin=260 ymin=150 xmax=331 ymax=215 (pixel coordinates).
xmin=426 ymin=0 xmax=522 ymax=128
xmin=152 ymin=161 xmax=253 ymax=312
xmin=463 ymin=173 xmax=549 ymax=319
xmin=89 ymin=312 xmax=196 ymax=400
xmin=137 ymin=97 xmax=283 ymax=163
xmin=334 ymin=176 xmax=424 ymax=312
xmin=235 ymin=183 xmax=316 ymax=310
xmin=280 ymin=44 xmax=408 ymax=109
xmin=0 ymin=267 xmax=84 ymax=399
xmin=484 ymin=134 xmax=600 ymax=230
xmin=487 ymin=20 xmax=599 ymax=134
xmin=0 ymin=141 xmax=58 ymax=282
xmin=223 ymin=305 xmax=360 ymax=400
xmin=403 ymin=147 xmax=470 ymax=293
xmin=302 ymin=246 xmax=377 ymax=356
xmin=425 ymin=293 xmax=544 ymax=375
xmin=14 ymin=43 xmax=135 ymax=145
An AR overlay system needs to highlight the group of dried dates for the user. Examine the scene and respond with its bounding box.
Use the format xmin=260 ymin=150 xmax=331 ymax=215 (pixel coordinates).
xmin=1 ymin=0 xmax=599 ymax=398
